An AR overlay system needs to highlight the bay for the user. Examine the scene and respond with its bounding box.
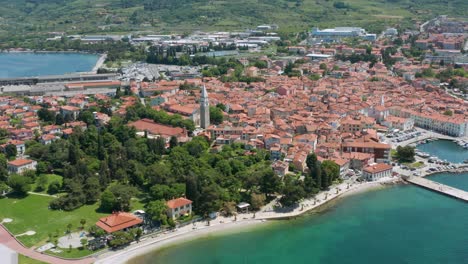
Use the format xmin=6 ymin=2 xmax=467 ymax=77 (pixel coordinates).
xmin=130 ymin=172 xmax=468 ymax=264
xmin=0 ymin=52 xmax=99 ymax=78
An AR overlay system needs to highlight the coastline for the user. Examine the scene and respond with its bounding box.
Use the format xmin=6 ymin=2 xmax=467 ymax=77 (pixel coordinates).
xmin=95 ymin=219 xmax=263 ymax=264
xmin=1 ymin=49 xmax=102 ymax=56
xmin=95 ymin=178 xmax=397 ymax=264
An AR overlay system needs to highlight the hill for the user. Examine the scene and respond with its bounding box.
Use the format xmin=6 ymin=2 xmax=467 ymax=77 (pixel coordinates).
xmin=0 ymin=0 xmax=466 ymax=39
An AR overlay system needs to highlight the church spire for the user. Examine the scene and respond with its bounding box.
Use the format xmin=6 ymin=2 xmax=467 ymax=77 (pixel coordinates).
xmin=200 ymin=85 xmax=210 ymax=129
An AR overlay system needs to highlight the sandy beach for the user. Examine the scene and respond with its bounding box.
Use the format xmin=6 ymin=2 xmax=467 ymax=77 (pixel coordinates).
xmin=95 ymin=177 xmax=398 ymax=264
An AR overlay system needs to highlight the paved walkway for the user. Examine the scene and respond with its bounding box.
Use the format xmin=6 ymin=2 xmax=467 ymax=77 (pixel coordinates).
xmin=0 ymin=225 xmax=95 ymax=264
xmin=28 ymin=191 xmax=58 ymax=198
xmin=405 ymin=176 xmax=468 ymax=202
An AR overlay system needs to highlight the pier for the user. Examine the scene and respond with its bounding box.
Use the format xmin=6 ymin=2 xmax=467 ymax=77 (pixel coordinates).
xmin=404 ymin=176 xmax=468 ymax=202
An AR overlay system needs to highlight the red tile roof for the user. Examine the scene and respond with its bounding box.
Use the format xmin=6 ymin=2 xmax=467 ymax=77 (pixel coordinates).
xmin=166 ymin=198 xmax=192 ymax=209
xmin=96 ymin=212 xmax=143 ymax=233
xmin=363 ymin=163 xmax=392 ymax=174
xmin=8 ymin=159 xmax=35 ymax=167
xmin=128 ymin=119 xmax=186 ymax=138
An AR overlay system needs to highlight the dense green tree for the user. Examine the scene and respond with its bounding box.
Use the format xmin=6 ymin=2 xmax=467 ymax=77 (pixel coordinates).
xmin=5 ymin=144 xmax=17 ymax=159
xmin=209 ymin=106 xmax=224 ymax=125
xmin=306 ymin=153 xmax=322 ymax=190
xmin=108 ymin=231 xmax=134 ymax=248
xmin=260 ymin=168 xmax=281 ymax=195
xmin=320 ymin=160 xmax=340 ymax=188
xmin=37 ymin=108 xmax=56 ymax=123
xmin=184 ymin=137 xmax=209 ymax=157
xmin=147 ymin=137 xmax=166 ymax=155
xmin=146 ymin=162 xmax=172 ymax=185
xmin=145 ymin=200 xmax=169 ymax=224
xmin=48 ymin=180 xmax=61 ymax=194
xmin=84 ymin=177 xmax=101 ymax=204
xmin=68 ymin=144 xmax=81 ymax=165
xmin=98 ymin=160 xmax=111 ymax=188
xmin=169 ymin=136 xmax=178 ymax=149
xmin=35 ymin=174 xmax=48 ymax=192
xmin=150 ymin=184 xmax=185 ymax=200
xmin=185 ymin=173 xmax=201 ymax=210
xmin=280 ymin=175 xmax=305 ymax=207
xmin=99 ymin=190 xmax=117 ymax=212
xmin=395 ymin=146 xmax=416 ymax=163
xmin=8 ymin=174 xmax=31 ymax=195
xmin=78 ymin=111 xmax=95 ymax=126
xmin=108 ymin=184 xmax=138 ymax=211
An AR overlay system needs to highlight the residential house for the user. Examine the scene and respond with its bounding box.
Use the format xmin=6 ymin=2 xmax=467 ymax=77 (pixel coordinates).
xmin=166 ymin=198 xmax=193 ymax=219
xmin=7 ymin=159 xmax=37 ymax=174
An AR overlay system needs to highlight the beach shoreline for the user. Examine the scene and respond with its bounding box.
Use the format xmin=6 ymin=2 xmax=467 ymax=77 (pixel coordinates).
xmin=95 ymin=178 xmax=398 ymax=264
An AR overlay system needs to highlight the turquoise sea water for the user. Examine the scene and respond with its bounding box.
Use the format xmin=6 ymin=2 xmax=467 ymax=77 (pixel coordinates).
xmin=130 ymin=172 xmax=468 ymax=264
xmin=417 ymin=140 xmax=467 ymax=164
xmin=129 ymin=143 xmax=468 ymax=264
xmin=0 ymin=52 xmax=99 ymax=78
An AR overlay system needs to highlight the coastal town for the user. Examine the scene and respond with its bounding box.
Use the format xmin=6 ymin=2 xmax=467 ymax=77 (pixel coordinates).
xmin=0 ymin=14 xmax=467 ymax=264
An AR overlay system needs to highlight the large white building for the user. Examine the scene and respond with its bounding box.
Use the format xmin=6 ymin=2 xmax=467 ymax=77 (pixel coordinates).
xmin=7 ymin=159 xmax=37 ymax=174
xmin=390 ymin=108 xmax=467 ymax=137
xmin=363 ymin=163 xmax=393 ymax=181
xmin=311 ymin=27 xmax=376 ymax=42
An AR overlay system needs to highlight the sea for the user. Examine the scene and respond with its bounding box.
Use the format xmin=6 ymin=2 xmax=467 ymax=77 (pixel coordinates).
xmin=129 ymin=140 xmax=468 ymax=264
xmin=0 ymin=52 xmax=99 ymax=78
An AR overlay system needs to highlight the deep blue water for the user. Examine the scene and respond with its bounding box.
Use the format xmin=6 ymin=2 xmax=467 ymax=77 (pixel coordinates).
xmin=0 ymin=52 xmax=99 ymax=78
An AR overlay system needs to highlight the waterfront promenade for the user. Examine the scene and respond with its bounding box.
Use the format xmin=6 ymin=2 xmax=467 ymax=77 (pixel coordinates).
xmin=405 ymin=176 xmax=468 ymax=202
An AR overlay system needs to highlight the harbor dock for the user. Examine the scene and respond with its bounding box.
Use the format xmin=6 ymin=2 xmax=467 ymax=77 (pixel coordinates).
xmin=404 ymin=176 xmax=468 ymax=202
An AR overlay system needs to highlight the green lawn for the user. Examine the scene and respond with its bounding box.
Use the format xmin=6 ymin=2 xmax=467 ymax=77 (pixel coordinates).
xmin=0 ymin=193 xmax=146 ymax=249
xmin=19 ymin=254 xmax=47 ymax=264
xmin=0 ymin=194 xmax=108 ymax=248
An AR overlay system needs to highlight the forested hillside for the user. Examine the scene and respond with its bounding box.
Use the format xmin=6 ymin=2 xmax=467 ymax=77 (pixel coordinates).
xmin=0 ymin=0 xmax=466 ymax=40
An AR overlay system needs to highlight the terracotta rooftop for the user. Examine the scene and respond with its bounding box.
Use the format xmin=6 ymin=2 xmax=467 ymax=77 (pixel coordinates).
xmin=363 ymin=163 xmax=393 ymax=174
xmin=128 ymin=119 xmax=186 ymax=138
xmin=8 ymin=159 xmax=35 ymax=167
xmin=166 ymin=198 xmax=192 ymax=209
xmin=96 ymin=212 xmax=143 ymax=233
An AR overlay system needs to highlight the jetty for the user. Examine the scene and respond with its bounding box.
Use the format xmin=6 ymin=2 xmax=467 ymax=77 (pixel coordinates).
xmin=404 ymin=176 xmax=468 ymax=202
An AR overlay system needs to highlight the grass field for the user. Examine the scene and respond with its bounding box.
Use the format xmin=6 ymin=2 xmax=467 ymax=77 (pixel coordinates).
xmin=0 ymin=194 xmax=145 ymax=258
xmin=0 ymin=194 xmax=108 ymax=248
